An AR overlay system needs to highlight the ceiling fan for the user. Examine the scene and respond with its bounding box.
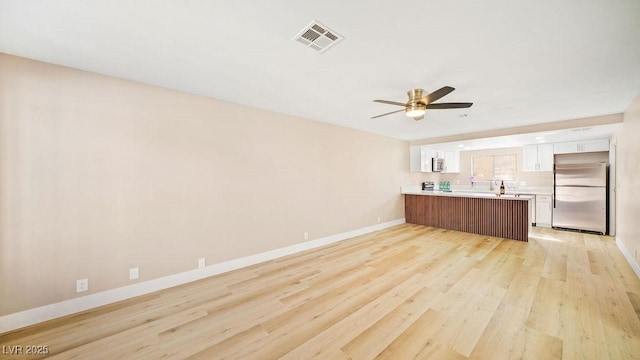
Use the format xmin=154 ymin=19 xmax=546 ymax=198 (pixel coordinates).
xmin=372 ymin=86 xmax=472 ymax=120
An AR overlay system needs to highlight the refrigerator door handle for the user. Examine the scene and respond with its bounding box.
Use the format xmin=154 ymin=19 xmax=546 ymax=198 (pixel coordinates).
xmin=553 ymin=165 xmax=556 ymax=208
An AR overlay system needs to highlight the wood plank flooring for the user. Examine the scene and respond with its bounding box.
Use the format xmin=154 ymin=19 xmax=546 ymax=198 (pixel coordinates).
xmin=2 ymin=224 xmax=640 ymax=359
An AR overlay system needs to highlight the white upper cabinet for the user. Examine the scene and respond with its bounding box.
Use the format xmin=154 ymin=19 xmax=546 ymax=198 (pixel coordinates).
xmin=553 ymin=138 xmax=609 ymax=154
xmin=522 ymin=145 xmax=538 ymax=171
xmin=409 ymin=146 xmax=431 ymax=172
xmin=409 ymin=146 xmax=432 ymax=172
xmin=409 ymin=146 xmax=421 ymax=172
xmin=443 ymin=150 xmax=460 ymax=173
xmin=537 ymin=143 xmax=554 ymax=170
xmin=409 ymin=146 xmax=446 ymax=172
xmin=523 ymin=143 xmax=553 ymax=171
xmin=421 ymin=147 xmax=434 ymax=172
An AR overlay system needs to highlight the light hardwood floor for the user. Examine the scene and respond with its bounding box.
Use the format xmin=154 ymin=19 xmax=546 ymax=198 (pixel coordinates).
xmin=2 ymin=224 xmax=640 ymax=359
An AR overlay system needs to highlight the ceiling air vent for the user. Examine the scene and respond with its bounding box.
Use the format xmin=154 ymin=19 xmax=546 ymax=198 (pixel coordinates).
xmin=293 ymin=20 xmax=344 ymax=53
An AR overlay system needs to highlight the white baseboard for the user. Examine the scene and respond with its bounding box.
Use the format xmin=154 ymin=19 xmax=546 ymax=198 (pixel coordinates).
xmin=0 ymin=218 xmax=405 ymax=334
xmin=616 ymin=236 xmax=640 ymax=279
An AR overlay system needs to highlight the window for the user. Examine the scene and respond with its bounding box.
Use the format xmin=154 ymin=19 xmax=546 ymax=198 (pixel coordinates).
xmin=472 ymin=154 xmax=517 ymax=180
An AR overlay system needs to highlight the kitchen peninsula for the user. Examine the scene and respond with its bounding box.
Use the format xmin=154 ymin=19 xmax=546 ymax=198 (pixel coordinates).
xmin=402 ymin=188 xmax=534 ymax=241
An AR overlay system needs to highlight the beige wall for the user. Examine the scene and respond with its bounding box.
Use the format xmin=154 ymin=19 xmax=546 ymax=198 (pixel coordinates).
xmin=416 ymin=147 xmax=553 ymax=189
xmin=615 ymin=96 xmax=640 ymax=269
xmin=0 ymin=54 xmax=408 ymax=316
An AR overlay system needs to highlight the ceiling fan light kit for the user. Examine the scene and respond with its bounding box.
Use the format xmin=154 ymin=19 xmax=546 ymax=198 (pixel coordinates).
xmin=372 ymin=86 xmax=473 ymax=121
xmin=405 ymin=89 xmax=426 ymax=118
xmin=405 ymin=103 xmax=426 ymax=118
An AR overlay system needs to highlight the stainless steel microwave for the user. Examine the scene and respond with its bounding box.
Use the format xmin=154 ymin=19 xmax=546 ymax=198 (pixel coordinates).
xmin=432 ymin=157 xmax=445 ymax=172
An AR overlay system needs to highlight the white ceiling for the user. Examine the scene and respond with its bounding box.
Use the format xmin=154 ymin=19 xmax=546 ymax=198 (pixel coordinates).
xmin=1 ymin=0 xmax=639 ymax=141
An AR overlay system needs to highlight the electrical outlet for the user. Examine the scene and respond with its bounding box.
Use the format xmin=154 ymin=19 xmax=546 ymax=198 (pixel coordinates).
xmin=76 ymin=278 xmax=88 ymax=293
xmin=377 ymin=216 xmax=381 ymax=223
xmin=304 ymin=232 xmax=309 ymax=241
xmin=129 ymin=267 xmax=139 ymax=280
xmin=635 ymin=249 xmax=637 ymax=260
xmin=198 ymin=258 xmax=206 ymax=269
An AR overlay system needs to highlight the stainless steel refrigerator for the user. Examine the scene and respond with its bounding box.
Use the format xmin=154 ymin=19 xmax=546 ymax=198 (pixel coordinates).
xmin=553 ymin=162 xmax=607 ymax=234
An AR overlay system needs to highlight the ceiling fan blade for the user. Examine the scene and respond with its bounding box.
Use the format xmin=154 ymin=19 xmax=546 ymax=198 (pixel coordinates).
xmin=371 ymin=109 xmax=405 ymax=119
xmin=412 ymin=115 xmax=424 ymax=121
xmin=421 ymin=86 xmax=455 ymax=104
xmin=425 ymin=102 xmax=473 ymax=109
xmin=374 ymin=99 xmax=406 ymax=107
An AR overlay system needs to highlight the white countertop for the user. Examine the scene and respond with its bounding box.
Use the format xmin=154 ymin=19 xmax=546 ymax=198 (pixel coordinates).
xmin=506 ymin=188 xmax=553 ymax=196
xmin=401 ymin=187 xmax=535 ymax=201
xmin=452 ymin=186 xmax=552 ymax=195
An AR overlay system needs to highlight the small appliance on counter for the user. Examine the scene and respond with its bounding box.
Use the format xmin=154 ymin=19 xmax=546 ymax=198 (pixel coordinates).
xmin=422 ymin=181 xmax=435 ymax=191
xmin=432 ymin=157 xmax=445 ymax=172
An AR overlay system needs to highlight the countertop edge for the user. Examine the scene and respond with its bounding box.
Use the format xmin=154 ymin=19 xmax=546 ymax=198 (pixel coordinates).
xmin=402 ymin=190 xmax=535 ymax=201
